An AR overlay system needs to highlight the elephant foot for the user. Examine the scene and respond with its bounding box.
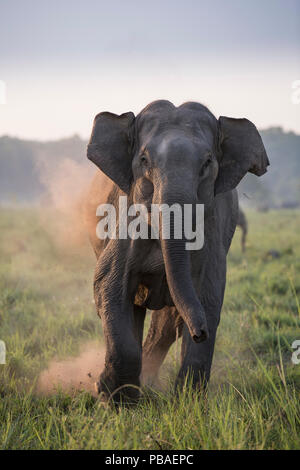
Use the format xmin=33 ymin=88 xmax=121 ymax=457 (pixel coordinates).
xmin=96 ymin=372 xmax=141 ymax=405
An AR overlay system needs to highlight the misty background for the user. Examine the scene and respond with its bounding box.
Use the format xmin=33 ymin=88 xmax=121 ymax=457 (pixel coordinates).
xmin=1 ymin=128 xmax=299 ymax=210
xmin=0 ymin=0 xmax=299 ymax=209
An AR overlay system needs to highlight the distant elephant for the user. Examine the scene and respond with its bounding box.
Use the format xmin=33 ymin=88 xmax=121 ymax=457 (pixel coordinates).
xmin=85 ymin=100 xmax=269 ymax=402
xmin=237 ymin=208 xmax=248 ymax=252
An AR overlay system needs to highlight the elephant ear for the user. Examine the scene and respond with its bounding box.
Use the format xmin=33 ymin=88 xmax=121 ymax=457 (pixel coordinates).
xmin=215 ymin=117 xmax=269 ymax=195
xmin=87 ymin=111 xmax=135 ymax=194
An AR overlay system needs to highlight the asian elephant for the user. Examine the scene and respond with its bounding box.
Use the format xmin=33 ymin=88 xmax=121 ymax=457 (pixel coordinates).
xmin=85 ymin=100 xmax=269 ymax=403
xmin=237 ymin=207 xmax=248 ymax=252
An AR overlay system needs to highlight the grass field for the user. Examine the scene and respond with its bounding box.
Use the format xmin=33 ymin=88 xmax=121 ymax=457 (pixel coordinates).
xmin=0 ymin=207 xmax=299 ymax=450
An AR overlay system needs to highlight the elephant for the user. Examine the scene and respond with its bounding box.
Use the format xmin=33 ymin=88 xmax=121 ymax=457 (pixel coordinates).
xmin=85 ymin=100 xmax=269 ymax=403
xmin=237 ymin=208 xmax=248 ymax=252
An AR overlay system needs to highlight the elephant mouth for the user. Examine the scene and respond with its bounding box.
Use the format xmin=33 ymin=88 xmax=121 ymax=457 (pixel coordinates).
xmin=134 ymin=272 xmax=173 ymax=311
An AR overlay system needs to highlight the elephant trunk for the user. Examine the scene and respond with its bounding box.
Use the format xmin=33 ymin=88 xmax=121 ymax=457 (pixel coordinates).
xmin=156 ymin=187 xmax=209 ymax=343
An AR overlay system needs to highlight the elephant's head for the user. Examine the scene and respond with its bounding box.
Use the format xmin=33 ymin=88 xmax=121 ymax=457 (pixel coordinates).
xmin=87 ymin=100 xmax=269 ymax=343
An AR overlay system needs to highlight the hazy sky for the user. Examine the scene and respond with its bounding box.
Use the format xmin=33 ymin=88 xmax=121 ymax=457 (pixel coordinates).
xmin=1 ymin=0 xmax=299 ymax=140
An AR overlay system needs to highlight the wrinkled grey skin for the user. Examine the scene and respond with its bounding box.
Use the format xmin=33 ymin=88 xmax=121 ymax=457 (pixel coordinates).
xmin=237 ymin=208 xmax=248 ymax=252
xmin=85 ymin=100 xmax=269 ymax=403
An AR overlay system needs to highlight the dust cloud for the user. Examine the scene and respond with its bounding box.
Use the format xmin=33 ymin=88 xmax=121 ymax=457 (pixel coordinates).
xmin=39 ymin=157 xmax=92 ymax=213
xmin=33 ymin=153 xmax=107 ymax=396
xmin=36 ymin=342 xmax=105 ymax=397
xmin=34 ymin=152 xmax=97 ymax=254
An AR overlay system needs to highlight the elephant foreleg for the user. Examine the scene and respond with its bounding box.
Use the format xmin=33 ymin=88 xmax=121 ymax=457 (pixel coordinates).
xmin=176 ymin=281 xmax=224 ymax=390
xmin=94 ymin=241 xmax=142 ymax=403
xmin=177 ymin=320 xmax=218 ymax=389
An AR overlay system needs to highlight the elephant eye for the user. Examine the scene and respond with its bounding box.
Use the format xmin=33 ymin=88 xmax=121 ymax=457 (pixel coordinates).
xmin=140 ymin=150 xmax=149 ymax=167
xmin=200 ymin=157 xmax=212 ymax=176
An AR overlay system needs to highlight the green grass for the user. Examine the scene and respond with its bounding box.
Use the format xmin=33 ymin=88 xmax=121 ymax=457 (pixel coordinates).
xmin=0 ymin=207 xmax=299 ymax=449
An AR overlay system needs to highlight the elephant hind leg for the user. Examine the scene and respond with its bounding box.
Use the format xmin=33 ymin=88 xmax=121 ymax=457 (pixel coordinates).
xmin=133 ymin=305 xmax=146 ymax=347
xmin=141 ymin=306 xmax=183 ymax=386
xmin=241 ymin=229 xmax=247 ymax=252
